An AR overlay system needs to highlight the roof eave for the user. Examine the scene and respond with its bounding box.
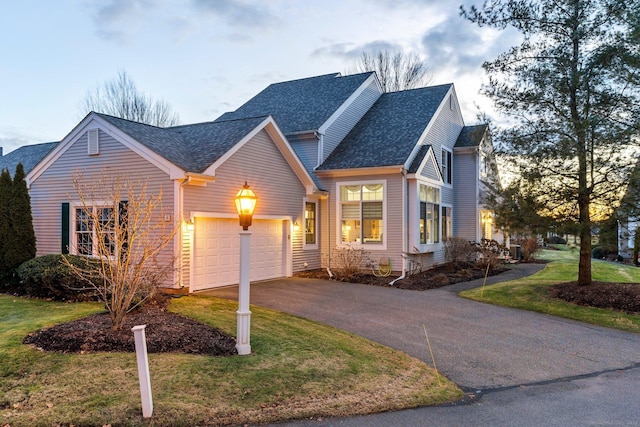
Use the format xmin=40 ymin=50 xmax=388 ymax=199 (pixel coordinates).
xmin=315 ymin=165 xmax=404 ymax=177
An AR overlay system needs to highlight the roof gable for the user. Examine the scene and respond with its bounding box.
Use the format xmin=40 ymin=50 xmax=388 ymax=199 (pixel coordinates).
xmin=407 ymin=144 xmax=444 ymax=183
xmin=97 ymin=113 xmax=272 ymax=174
xmin=215 ymin=72 xmax=375 ymax=135
xmin=317 ymin=84 xmax=453 ymax=171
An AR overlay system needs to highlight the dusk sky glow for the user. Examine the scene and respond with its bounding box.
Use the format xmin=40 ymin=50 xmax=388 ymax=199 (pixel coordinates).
xmin=0 ymin=0 xmax=520 ymax=154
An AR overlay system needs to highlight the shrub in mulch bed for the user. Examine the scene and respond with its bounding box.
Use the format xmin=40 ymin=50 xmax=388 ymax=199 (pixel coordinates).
xmin=296 ymin=262 xmax=509 ymax=290
xmin=549 ymin=282 xmax=640 ymax=314
xmin=23 ymin=303 xmax=237 ymax=356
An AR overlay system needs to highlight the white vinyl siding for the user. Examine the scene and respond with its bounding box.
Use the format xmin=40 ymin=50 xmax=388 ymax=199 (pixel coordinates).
xmin=321 ymin=174 xmax=402 ymax=270
xmin=321 ymin=78 xmax=382 ymax=163
xmin=453 ymin=150 xmax=479 ymax=241
xmin=182 ymin=129 xmax=320 ymax=275
xmin=29 ymin=129 xmax=175 ymax=286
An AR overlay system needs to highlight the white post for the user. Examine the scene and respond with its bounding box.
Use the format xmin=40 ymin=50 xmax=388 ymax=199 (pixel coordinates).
xmin=131 ymin=325 xmax=153 ymax=418
xmin=237 ymin=230 xmax=252 ymax=355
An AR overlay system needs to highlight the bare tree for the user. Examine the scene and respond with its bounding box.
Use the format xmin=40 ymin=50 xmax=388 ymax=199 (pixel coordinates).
xmin=63 ymin=173 xmax=178 ymax=330
xmin=349 ymin=50 xmax=431 ymax=92
xmin=80 ymin=70 xmax=181 ymax=127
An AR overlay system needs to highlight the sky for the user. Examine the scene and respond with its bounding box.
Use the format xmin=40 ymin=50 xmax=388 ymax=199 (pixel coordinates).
xmin=0 ymin=0 xmax=520 ymax=155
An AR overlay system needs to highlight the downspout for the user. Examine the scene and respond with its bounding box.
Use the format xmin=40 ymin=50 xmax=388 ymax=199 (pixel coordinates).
xmin=389 ymin=167 xmax=408 ymax=286
xmin=315 ymin=130 xmax=334 ymax=278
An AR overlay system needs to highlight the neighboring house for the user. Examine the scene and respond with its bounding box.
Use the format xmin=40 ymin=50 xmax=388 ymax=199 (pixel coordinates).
xmin=11 ymin=71 xmax=503 ymax=292
xmin=453 ymin=124 xmax=506 ymax=245
xmin=617 ymin=162 xmax=640 ymax=262
xmin=0 ymin=142 xmax=59 ymax=177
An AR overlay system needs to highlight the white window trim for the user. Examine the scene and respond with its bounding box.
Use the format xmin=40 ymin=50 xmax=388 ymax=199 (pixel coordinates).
xmin=335 ymin=179 xmax=387 ymax=250
xmin=441 ymin=203 xmax=453 ymax=242
xmin=70 ymin=201 xmax=117 ymax=259
xmin=303 ymin=198 xmax=318 ymax=250
xmin=417 ymin=182 xmax=446 ymax=251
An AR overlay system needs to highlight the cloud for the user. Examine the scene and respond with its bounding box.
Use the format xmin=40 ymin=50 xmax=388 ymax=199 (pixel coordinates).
xmin=91 ymin=0 xmax=155 ymax=42
xmin=191 ymin=0 xmax=281 ymax=30
xmin=421 ymin=14 xmax=520 ymax=77
xmin=0 ymin=135 xmax=38 ymax=154
xmin=311 ymin=40 xmax=403 ymax=62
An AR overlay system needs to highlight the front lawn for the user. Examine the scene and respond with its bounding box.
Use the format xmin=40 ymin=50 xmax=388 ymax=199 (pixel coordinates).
xmin=460 ymin=247 xmax=640 ymax=332
xmin=0 ymin=294 xmax=461 ymax=426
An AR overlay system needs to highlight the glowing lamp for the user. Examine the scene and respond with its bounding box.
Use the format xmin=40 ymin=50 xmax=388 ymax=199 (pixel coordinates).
xmin=234 ymin=182 xmax=258 ymax=230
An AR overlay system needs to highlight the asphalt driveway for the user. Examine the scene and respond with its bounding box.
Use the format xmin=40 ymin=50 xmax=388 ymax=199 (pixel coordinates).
xmin=202 ymin=264 xmax=640 ymax=425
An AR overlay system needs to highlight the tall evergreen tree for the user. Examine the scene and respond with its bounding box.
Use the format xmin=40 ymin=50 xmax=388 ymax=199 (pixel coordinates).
xmin=462 ymin=0 xmax=640 ymax=286
xmin=0 ymin=168 xmax=12 ymax=277
xmin=6 ymin=163 xmax=36 ymax=270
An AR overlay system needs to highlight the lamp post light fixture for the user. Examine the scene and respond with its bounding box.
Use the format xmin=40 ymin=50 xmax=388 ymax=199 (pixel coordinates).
xmin=234 ymin=182 xmax=257 ymax=355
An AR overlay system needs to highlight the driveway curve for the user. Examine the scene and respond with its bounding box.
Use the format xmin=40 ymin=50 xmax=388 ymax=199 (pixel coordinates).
xmin=203 ymin=264 xmax=639 ymax=392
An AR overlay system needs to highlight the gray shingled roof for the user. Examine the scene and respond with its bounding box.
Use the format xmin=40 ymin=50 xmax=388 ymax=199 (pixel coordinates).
xmin=318 ymin=84 xmax=452 ymax=170
xmin=0 ymin=142 xmax=59 ymax=177
xmin=454 ymin=124 xmax=488 ymax=148
xmin=215 ymin=72 xmax=374 ymax=135
xmin=97 ymin=113 xmax=269 ymax=173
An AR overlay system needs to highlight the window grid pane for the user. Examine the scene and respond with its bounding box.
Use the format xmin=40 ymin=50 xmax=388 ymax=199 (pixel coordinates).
xmin=305 ymin=202 xmax=316 ymax=245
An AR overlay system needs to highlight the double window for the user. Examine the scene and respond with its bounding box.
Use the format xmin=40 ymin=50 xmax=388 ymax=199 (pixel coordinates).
xmin=420 ymin=185 xmax=440 ymax=244
xmin=73 ymin=202 xmax=127 ymax=258
xmin=340 ymin=183 xmax=384 ymax=245
xmin=75 ymin=206 xmax=116 ymax=257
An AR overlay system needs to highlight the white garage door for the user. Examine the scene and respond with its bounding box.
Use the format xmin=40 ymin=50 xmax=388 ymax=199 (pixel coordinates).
xmin=191 ymin=218 xmax=286 ymax=291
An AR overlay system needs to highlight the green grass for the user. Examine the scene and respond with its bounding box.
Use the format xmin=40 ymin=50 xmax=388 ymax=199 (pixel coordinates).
xmin=0 ymin=295 xmax=461 ymax=426
xmin=461 ymin=247 xmax=640 ymax=332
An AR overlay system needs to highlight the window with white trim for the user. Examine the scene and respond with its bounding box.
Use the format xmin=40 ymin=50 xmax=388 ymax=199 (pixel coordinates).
xmin=419 ymin=185 xmax=440 ymax=244
xmin=442 ymin=148 xmax=452 ymax=184
xmin=340 ymin=183 xmax=384 ymax=244
xmin=305 ymin=201 xmax=316 ymax=245
xmin=74 ymin=206 xmax=116 ymax=257
xmin=442 ymin=206 xmax=452 ymax=242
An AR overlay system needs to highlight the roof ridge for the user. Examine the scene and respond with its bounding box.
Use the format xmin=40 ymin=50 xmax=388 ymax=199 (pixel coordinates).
xmin=93 ymin=112 xmax=167 ymax=130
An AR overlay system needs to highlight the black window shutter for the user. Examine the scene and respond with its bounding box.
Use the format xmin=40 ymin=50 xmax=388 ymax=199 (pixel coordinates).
xmin=447 ymin=151 xmax=452 ymax=184
xmin=61 ymin=203 xmax=70 ymax=254
xmin=119 ymin=201 xmax=129 ymax=255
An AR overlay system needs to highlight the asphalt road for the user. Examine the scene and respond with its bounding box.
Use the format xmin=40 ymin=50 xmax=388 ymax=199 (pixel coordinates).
xmin=203 ymin=265 xmax=640 ymax=426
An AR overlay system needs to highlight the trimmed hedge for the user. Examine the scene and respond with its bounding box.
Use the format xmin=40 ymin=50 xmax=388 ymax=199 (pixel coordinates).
xmin=16 ymin=254 xmax=102 ymax=301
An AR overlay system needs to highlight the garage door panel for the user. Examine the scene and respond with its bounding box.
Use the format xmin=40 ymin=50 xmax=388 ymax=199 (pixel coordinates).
xmin=192 ymin=218 xmax=286 ymax=291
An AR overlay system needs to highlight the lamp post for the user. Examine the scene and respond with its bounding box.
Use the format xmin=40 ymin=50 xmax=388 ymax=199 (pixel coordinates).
xmin=234 ymin=182 xmax=257 ymax=355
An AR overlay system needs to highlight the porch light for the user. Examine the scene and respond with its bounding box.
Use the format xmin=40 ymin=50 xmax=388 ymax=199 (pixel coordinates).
xmin=235 ymin=182 xmax=257 ymax=356
xmin=234 ymin=182 xmax=258 ymax=230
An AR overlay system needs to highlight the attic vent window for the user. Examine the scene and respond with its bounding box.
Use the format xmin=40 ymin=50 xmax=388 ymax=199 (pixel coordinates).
xmin=449 ymin=95 xmax=455 ymax=111
xmin=88 ymin=129 xmax=99 ymax=155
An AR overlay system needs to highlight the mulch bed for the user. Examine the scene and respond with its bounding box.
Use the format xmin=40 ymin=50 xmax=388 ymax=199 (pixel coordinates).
xmin=549 ymin=281 xmax=640 ymax=314
xmin=295 ymin=262 xmax=509 ymax=290
xmin=23 ymin=297 xmax=237 ymax=356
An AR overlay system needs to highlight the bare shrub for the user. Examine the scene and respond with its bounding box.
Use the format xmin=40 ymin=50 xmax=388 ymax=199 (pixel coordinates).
xmin=331 ymin=245 xmax=368 ymax=280
xmin=443 ymin=237 xmax=476 ymax=265
xmin=521 ymin=237 xmax=540 ymax=262
xmin=63 ymin=173 xmax=178 ymax=330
